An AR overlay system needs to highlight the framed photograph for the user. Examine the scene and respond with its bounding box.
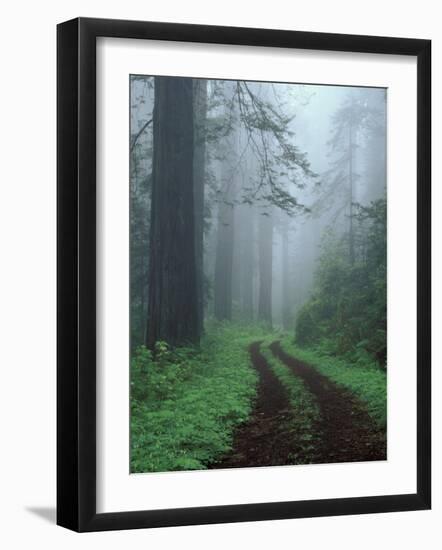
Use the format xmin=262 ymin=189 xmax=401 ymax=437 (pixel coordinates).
xmin=57 ymin=17 xmax=431 ymax=532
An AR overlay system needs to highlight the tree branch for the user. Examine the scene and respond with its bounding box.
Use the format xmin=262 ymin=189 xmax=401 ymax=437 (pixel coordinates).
xmin=130 ymin=118 xmax=153 ymax=152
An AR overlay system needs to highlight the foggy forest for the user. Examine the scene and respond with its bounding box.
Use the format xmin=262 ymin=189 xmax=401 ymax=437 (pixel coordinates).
xmin=130 ymin=75 xmax=387 ymax=473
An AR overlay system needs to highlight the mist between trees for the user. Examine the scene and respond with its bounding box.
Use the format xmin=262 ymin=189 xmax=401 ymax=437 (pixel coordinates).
xmin=130 ymin=75 xmax=387 ymax=367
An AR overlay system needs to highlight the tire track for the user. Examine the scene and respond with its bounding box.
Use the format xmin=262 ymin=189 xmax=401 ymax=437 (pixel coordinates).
xmin=269 ymin=341 xmax=386 ymax=464
xmin=210 ymin=341 xmax=298 ymax=469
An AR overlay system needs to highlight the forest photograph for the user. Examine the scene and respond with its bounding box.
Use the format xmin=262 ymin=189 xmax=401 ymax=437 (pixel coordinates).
xmin=129 ymin=75 xmax=387 ymax=474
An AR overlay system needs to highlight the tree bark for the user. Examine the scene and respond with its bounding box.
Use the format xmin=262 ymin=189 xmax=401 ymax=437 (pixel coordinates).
xmin=348 ymin=93 xmax=355 ymax=265
xmin=240 ymin=205 xmax=255 ymax=320
xmin=258 ymin=210 xmax=273 ymax=326
xmin=214 ymin=90 xmax=237 ymax=322
xmin=281 ymin=215 xmax=291 ymax=330
xmin=146 ymin=76 xmax=199 ymax=348
xmin=193 ymin=79 xmax=208 ymax=334
xmin=214 ymin=183 xmax=235 ymax=321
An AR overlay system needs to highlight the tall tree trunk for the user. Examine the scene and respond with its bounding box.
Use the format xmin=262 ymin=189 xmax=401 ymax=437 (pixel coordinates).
xmin=349 ymin=93 xmax=355 ymax=265
xmin=258 ymin=210 xmax=273 ymax=325
xmin=231 ymin=209 xmax=242 ymax=311
xmin=214 ymin=89 xmax=237 ymax=322
xmin=193 ymin=79 xmax=207 ymax=335
xmin=241 ymin=205 xmax=254 ymax=320
xmin=146 ymin=76 xmax=199 ymax=348
xmin=232 ymin=199 xmax=247 ymax=313
xmin=214 ymin=183 xmax=235 ymax=321
xmin=281 ymin=215 xmax=291 ymax=330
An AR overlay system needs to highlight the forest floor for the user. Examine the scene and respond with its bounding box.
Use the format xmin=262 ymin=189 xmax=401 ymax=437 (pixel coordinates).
xmin=210 ymin=342 xmax=300 ymax=469
xmin=131 ymin=324 xmax=387 ymax=473
xmin=211 ymin=340 xmax=386 ymax=469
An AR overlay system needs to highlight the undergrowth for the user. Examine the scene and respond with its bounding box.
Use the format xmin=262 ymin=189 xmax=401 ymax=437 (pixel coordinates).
xmin=130 ymin=321 xmax=387 ymax=474
xmin=130 ymin=323 xmax=266 ymax=473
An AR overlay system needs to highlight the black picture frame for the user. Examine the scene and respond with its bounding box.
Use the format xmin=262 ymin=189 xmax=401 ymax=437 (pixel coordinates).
xmin=57 ymin=17 xmax=431 ymax=532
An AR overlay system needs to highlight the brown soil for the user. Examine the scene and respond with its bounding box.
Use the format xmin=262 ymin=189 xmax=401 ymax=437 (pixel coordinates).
xmin=210 ymin=341 xmax=299 ymax=469
xmin=269 ymin=341 xmax=386 ymax=464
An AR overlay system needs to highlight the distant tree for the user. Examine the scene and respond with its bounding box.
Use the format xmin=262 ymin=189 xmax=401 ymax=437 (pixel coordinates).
xmin=208 ymin=80 xmax=316 ymax=324
xmin=239 ymin=202 xmax=255 ymax=320
xmin=212 ymin=83 xmax=238 ymax=322
xmin=130 ymin=76 xmax=153 ymax=349
xmin=317 ymin=88 xmax=385 ymax=264
xmin=214 ymin=161 xmax=236 ymax=321
xmin=257 ymin=208 xmax=273 ymax=325
xmin=280 ymin=213 xmax=292 ymax=330
xmin=193 ymin=79 xmax=208 ymax=334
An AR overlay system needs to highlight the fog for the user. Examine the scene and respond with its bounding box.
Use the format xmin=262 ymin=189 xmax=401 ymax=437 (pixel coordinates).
xmin=129 ymin=76 xmax=387 ymax=475
xmin=130 ymin=76 xmax=386 ymax=361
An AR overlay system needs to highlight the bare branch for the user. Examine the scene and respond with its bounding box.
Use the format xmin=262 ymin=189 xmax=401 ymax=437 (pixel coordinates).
xmin=130 ymin=118 xmax=153 ymax=152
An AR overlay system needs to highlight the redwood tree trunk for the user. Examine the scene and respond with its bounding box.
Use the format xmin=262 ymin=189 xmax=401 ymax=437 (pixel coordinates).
xmin=241 ymin=205 xmax=255 ymax=320
xmin=281 ymin=216 xmax=291 ymax=330
xmin=146 ymin=76 xmax=199 ymax=348
xmin=258 ymin=210 xmax=273 ymax=325
xmin=214 ymin=191 xmax=235 ymax=321
xmin=193 ymin=79 xmax=208 ymax=335
xmin=348 ymin=93 xmax=355 ymax=265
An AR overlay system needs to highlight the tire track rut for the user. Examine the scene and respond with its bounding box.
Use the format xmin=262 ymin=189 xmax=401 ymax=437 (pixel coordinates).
xmin=210 ymin=341 xmax=298 ymax=469
xmin=269 ymin=341 xmax=386 ymax=464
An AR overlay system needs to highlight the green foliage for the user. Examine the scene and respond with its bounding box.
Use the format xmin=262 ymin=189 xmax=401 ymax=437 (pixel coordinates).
xmin=130 ymin=324 xmax=267 ymax=473
xmin=296 ymin=198 xmax=387 ymax=367
xmin=279 ymin=336 xmax=387 ymax=429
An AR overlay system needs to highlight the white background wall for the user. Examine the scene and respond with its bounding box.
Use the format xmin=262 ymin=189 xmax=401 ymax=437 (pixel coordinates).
xmin=0 ymin=0 xmax=439 ymax=548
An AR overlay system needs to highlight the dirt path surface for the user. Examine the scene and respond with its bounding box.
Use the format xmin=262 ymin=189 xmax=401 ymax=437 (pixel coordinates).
xmin=269 ymin=341 xmax=386 ymax=464
xmin=210 ymin=341 xmax=298 ymax=469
